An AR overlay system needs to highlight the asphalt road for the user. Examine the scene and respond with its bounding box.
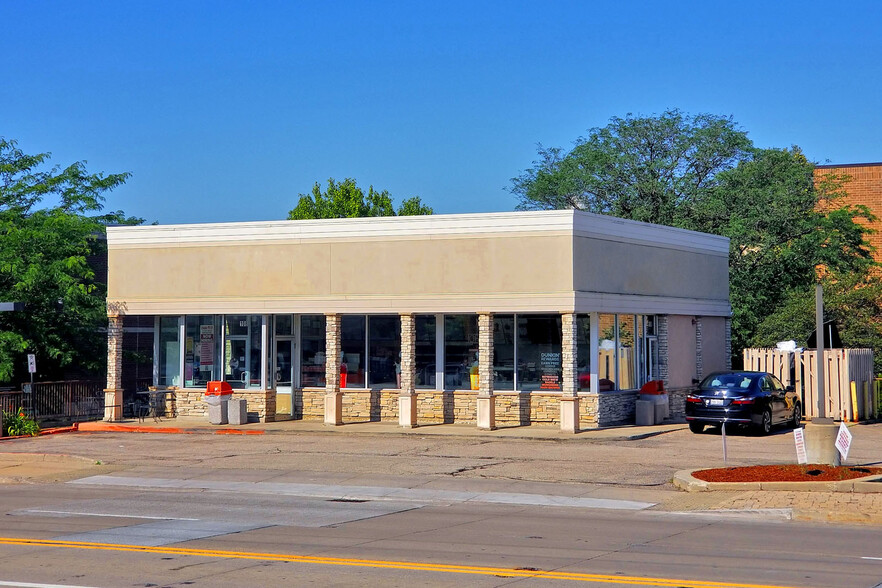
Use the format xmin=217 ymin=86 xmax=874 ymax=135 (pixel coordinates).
xmin=0 ymin=426 xmax=880 ymax=587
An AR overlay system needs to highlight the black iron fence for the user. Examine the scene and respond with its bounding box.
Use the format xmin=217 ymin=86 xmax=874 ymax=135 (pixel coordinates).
xmin=0 ymin=380 xmax=105 ymax=423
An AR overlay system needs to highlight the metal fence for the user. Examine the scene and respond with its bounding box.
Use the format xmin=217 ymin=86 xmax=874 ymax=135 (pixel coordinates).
xmin=0 ymin=381 xmax=105 ymax=423
xmin=744 ymin=348 xmax=876 ymax=421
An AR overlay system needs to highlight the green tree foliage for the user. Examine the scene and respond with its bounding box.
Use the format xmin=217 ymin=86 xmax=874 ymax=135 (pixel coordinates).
xmin=511 ymin=109 xmax=753 ymax=225
xmin=511 ymin=113 xmax=877 ymax=366
xmin=288 ymin=178 xmax=433 ymax=220
xmin=0 ymin=138 xmax=140 ymax=384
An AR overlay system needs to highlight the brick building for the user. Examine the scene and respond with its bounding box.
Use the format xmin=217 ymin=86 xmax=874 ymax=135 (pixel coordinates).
xmin=815 ymin=162 xmax=882 ymax=262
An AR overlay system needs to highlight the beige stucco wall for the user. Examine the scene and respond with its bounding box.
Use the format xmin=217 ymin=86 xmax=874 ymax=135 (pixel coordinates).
xmin=107 ymin=211 xmax=730 ymax=317
xmin=573 ymin=237 xmax=728 ymax=301
xmin=701 ymin=316 xmax=728 ymax=375
xmin=667 ymin=315 xmax=698 ymax=388
xmin=109 ymin=234 xmax=574 ymax=314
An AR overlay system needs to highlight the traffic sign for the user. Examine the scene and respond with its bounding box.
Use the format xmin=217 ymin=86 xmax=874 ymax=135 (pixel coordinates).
xmin=27 ymin=354 xmax=36 ymax=374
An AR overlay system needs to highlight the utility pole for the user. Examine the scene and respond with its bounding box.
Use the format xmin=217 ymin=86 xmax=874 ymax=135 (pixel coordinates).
xmin=804 ymin=282 xmax=840 ymax=465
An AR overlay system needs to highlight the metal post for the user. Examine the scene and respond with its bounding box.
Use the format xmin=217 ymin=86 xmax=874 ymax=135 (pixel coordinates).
xmin=721 ymin=421 xmax=727 ymax=464
xmin=816 ymin=283 xmax=826 ymax=419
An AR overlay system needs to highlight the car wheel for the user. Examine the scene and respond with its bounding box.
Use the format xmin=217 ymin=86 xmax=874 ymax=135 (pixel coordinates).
xmin=790 ymin=404 xmax=801 ymax=429
xmin=689 ymin=422 xmax=704 ymax=434
xmin=756 ymin=409 xmax=772 ymax=436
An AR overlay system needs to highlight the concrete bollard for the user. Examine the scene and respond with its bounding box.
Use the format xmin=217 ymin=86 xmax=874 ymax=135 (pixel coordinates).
xmin=227 ymin=398 xmax=247 ymax=425
xmin=635 ymin=399 xmax=655 ymax=426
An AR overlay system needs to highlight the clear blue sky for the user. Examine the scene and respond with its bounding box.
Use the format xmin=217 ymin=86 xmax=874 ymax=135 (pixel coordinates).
xmin=3 ymin=1 xmax=881 ymax=225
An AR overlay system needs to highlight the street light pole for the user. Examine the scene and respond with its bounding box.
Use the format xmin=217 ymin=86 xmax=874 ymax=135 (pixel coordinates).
xmin=804 ymin=281 xmax=840 ymax=465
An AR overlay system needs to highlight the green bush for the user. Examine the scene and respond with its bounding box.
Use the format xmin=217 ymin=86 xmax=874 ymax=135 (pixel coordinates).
xmin=3 ymin=407 xmax=40 ymax=437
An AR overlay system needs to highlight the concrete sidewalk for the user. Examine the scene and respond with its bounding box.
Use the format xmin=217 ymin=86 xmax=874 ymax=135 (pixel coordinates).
xmin=76 ymin=416 xmax=686 ymax=440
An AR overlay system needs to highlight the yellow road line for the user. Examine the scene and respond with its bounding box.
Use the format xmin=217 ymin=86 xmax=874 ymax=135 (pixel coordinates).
xmin=0 ymin=536 xmax=798 ymax=588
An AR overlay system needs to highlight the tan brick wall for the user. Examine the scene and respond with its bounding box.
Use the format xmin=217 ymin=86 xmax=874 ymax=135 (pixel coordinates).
xmin=815 ymin=164 xmax=882 ymax=264
xmin=416 ymin=391 xmax=477 ymax=424
xmin=340 ymin=390 xmax=399 ymax=421
xmin=300 ymin=388 xmax=325 ymax=420
xmin=175 ymin=388 xmax=274 ymax=422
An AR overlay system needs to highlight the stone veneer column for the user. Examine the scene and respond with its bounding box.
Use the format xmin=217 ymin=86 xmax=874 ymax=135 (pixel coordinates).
xmin=559 ymin=312 xmax=579 ymax=433
xmin=324 ymin=313 xmax=343 ymax=426
xmin=657 ymin=315 xmax=669 ymax=388
xmin=398 ymin=313 xmax=418 ymax=428
xmin=476 ymin=313 xmax=495 ymax=430
xmin=104 ymin=312 xmax=123 ymax=421
xmin=694 ymin=316 xmax=703 ymax=381
xmin=724 ymin=317 xmax=732 ymax=370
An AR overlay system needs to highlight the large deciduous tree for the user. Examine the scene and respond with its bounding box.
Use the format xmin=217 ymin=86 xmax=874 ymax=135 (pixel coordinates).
xmin=0 ymin=138 xmax=140 ymax=384
xmin=511 ymin=109 xmax=753 ymax=225
xmin=511 ymin=112 xmax=877 ymax=366
xmin=288 ymin=178 xmax=432 ymax=220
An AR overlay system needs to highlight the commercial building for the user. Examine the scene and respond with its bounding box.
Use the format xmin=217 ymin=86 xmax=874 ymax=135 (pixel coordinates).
xmin=104 ymin=210 xmax=731 ymax=431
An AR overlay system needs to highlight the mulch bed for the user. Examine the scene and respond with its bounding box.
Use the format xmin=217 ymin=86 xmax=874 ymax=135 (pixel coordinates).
xmin=693 ymin=463 xmax=882 ymax=483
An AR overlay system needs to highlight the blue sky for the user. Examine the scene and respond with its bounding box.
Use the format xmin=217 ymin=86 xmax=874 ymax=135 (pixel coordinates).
xmin=3 ymin=1 xmax=881 ymax=225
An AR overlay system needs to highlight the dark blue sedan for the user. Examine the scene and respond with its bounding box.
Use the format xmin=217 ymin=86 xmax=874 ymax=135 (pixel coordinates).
xmin=685 ymin=371 xmax=802 ymax=435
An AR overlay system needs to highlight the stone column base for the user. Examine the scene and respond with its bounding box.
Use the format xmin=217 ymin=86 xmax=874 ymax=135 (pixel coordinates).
xmin=324 ymin=392 xmax=343 ymax=426
xmin=477 ymin=395 xmax=496 ymax=430
xmin=103 ymin=388 xmax=123 ymax=422
xmin=559 ymin=395 xmax=580 ymax=433
xmin=399 ymin=394 xmax=418 ymax=428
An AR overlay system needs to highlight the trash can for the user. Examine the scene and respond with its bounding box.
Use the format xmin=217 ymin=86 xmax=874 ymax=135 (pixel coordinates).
xmin=228 ymin=398 xmax=247 ymax=425
xmin=638 ymin=380 xmax=669 ymax=425
xmin=205 ymin=381 xmax=233 ymax=425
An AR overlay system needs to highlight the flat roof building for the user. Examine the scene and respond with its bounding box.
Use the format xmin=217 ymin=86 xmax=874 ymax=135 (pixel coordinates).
xmin=104 ymin=209 xmax=731 ymax=431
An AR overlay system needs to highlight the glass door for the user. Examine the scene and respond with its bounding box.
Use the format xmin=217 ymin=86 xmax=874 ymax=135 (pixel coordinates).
xmin=275 ymin=338 xmax=295 ymax=416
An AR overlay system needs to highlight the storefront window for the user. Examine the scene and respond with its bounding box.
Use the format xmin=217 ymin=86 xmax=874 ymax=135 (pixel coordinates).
xmin=300 ymin=315 xmax=325 ymax=387
xmin=275 ymin=314 xmax=294 ymax=336
xmin=576 ymin=314 xmax=592 ymax=391
xmin=415 ymin=315 xmax=436 ymax=389
xmin=597 ymin=314 xmax=616 ymax=390
xmin=618 ymin=315 xmax=637 ymax=390
xmin=341 ymin=315 xmax=366 ymax=388
xmin=185 ymin=315 xmax=221 ymax=387
xmin=443 ymin=315 xmax=477 ymax=389
xmin=158 ymin=316 xmax=180 ymax=387
xmin=224 ymin=315 xmax=262 ymax=389
xmin=369 ymin=316 xmax=400 ymax=388
xmin=493 ymin=315 xmax=515 ymax=390
xmin=517 ymin=315 xmax=562 ymax=391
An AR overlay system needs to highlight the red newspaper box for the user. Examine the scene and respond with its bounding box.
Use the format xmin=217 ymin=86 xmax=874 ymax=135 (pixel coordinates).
xmin=206 ymin=381 xmax=233 ymax=396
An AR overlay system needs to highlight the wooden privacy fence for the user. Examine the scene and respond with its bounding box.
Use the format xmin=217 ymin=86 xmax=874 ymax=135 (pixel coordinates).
xmin=1 ymin=381 xmax=104 ymax=422
xmin=743 ymin=348 xmax=876 ymax=422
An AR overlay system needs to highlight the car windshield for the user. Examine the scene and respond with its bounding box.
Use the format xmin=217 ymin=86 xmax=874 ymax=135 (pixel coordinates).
xmin=700 ymin=373 xmax=756 ymax=390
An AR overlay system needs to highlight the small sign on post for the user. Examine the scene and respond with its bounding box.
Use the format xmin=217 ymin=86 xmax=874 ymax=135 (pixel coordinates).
xmin=27 ymin=354 xmax=36 ymax=374
xmin=835 ymin=422 xmax=853 ymax=461
xmin=793 ymin=427 xmax=807 ymax=464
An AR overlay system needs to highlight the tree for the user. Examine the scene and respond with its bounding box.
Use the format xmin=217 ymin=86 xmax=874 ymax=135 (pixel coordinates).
xmin=511 ymin=113 xmax=876 ymax=366
xmin=0 ymin=138 xmax=140 ymax=384
xmin=288 ymin=178 xmax=433 ymax=220
xmin=688 ymin=147 xmax=876 ymax=361
xmin=511 ymin=109 xmax=753 ymax=225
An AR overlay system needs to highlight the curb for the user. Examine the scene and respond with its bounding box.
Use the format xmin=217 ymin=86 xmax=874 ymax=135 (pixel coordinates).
xmin=0 ymin=423 xmax=80 ymax=442
xmin=673 ymin=468 xmax=882 ymax=493
xmin=76 ymin=422 xmax=265 ymax=435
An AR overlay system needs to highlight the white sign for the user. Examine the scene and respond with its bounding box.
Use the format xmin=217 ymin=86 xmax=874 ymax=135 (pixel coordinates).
xmin=27 ymin=354 xmax=36 ymax=374
xmin=793 ymin=427 xmax=807 ymax=464
xmin=835 ymin=422 xmax=853 ymax=460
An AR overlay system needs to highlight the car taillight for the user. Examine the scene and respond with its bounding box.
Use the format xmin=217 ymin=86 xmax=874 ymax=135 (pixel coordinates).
xmin=731 ymin=397 xmax=755 ymax=405
xmin=686 ymin=395 xmax=702 ymax=403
